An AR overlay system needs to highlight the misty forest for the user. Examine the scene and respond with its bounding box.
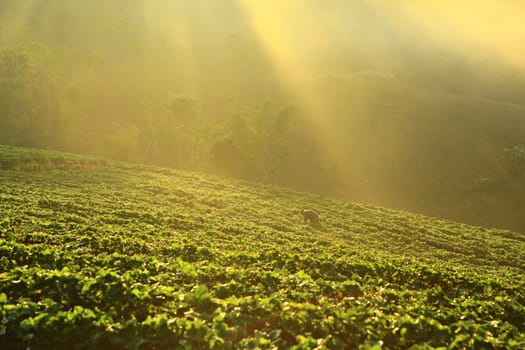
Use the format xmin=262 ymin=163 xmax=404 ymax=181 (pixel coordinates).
xmin=1 ymin=1 xmax=525 ymax=349
xmin=2 ymin=0 xmax=525 ymax=232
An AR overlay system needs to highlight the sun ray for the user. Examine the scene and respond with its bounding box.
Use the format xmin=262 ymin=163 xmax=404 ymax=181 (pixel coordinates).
xmin=388 ymin=0 xmax=525 ymax=72
xmin=233 ymin=0 xmax=344 ymax=159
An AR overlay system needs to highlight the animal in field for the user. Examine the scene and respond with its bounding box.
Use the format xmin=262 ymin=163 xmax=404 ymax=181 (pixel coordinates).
xmin=301 ymin=209 xmax=319 ymax=224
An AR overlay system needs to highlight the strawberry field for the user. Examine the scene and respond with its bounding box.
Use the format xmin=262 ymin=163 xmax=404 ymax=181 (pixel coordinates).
xmin=0 ymin=145 xmax=524 ymax=349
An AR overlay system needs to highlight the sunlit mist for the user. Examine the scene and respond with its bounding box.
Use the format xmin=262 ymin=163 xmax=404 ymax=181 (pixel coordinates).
xmin=1 ymin=0 xmax=525 ymax=231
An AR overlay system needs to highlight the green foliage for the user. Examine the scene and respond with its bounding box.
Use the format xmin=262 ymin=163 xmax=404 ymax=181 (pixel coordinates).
xmin=0 ymin=37 xmax=62 ymax=148
xmin=0 ymin=146 xmax=524 ymax=348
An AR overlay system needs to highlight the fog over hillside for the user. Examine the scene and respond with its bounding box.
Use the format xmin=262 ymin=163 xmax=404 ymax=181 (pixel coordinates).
xmin=1 ymin=0 xmax=525 ymax=231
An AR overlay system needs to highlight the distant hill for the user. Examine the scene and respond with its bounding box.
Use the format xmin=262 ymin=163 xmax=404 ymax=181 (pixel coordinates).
xmin=2 ymin=0 xmax=525 ymax=234
xmin=1 ymin=146 xmax=524 ymax=348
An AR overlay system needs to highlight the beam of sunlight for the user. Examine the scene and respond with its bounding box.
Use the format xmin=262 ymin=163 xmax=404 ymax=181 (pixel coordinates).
xmin=391 ymin=0 xmax=525 ymax=71
xmin=140 ymin=3 xmax=200 ymax=99
xmin=234 ymin=0 xmax=345 ymax=160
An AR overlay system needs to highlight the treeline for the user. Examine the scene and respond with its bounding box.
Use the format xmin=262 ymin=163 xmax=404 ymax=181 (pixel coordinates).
xmin=0 ymin=37 xmax=338 ymax=193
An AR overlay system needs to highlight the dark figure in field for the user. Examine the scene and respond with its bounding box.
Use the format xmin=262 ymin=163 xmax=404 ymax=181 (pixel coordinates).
xmin=302 ymin=209 xmax=319 ymax=224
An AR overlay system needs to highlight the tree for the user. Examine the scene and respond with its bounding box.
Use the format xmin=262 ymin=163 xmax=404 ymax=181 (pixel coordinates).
xmin=502 ymin=145 xmax=525 ymax=178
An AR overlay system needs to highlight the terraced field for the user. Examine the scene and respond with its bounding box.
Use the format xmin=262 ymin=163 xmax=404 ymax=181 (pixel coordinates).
xmin=0 ymin=145 xmax=524 ymax=349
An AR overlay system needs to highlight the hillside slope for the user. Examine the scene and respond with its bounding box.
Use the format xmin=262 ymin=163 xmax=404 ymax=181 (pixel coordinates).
xmin=0 ymin=145 xmax=524 ymax=349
